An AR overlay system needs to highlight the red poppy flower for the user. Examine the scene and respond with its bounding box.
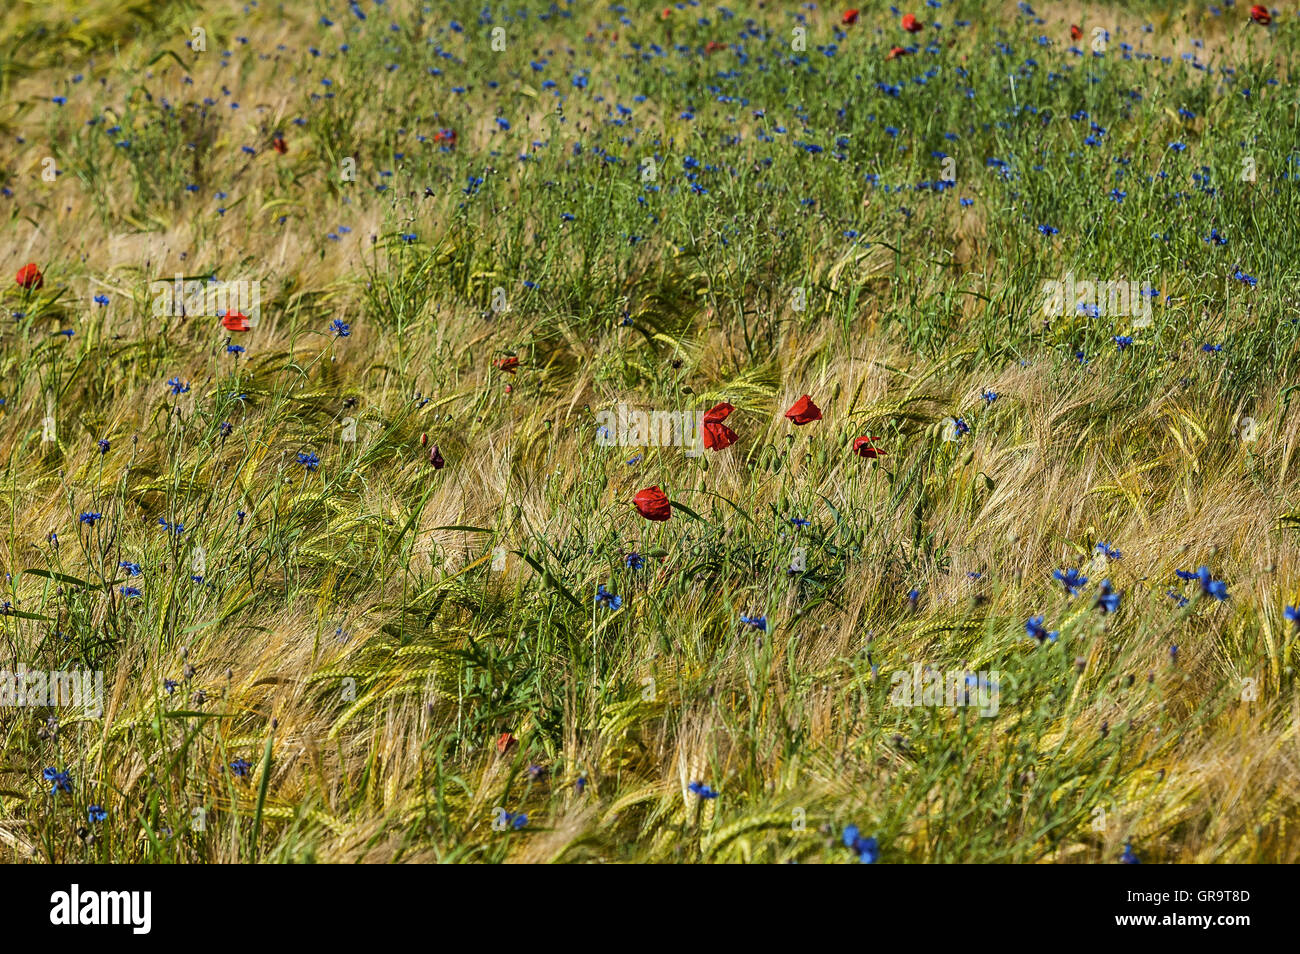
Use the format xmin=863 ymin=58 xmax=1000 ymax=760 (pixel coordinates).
xmin=901 ymin=13 xmax=923 ymax=33
xmin=633 ymin=486 xmax=672 ymax=521
xmin=433 ymin=128 xmax=457 ymax=146
xmin=1070 ymin=24 xmax=1083 ymax=40
xmin=496 ymin=732 xmax=516 ymax=753
xmin=222 ymin=310 xmax=250 ymax=332
xmin=703 ymin=421 xmax=736 ymax=450
xmin=885 ymin=45 xmax=910 ymax=60
xmin=703 ymin=402 xmax=734 ymax=425
xmin=1250 ymin=5 xmax=1271 ymax=24
xmin=705 ymin=40 xmax=725 ymax=53
xmin=852 ymin=435 xmax=887 ymax=459
xmin=842 ymin=9 xmax=860 ymax=25
xmin=785 ymin=394 xmax=822 ymax=425
xmin=15 ymin=263 xmax=43 ymax=290
xmin=494 ymin=356 xmax=519 ymax=374
xmin=271 ymin=136 xmax=288 ymax=154
xmin=701 ymin=403 xmax=737 ymax=450
xmin=429 ymin=444 xmax=445 ymax=469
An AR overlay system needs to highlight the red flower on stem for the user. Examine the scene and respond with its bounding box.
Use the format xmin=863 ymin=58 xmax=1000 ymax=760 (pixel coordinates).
xmin=633 ymin=486 xmax=672 ymax=521
xmin=852 ymin=436 xmax=887 ymax=459
xmin=222 ymin=310 xmax=251 ymax=331
xmin=702 ymin=402 xmax=737 ymax=451
xmin=1250 ymin=5 xmax=1271 ymax=25
xmin=16 ymin=263 xmax=43 ymax=290
xmin=785 ymin=395 xmax=822 ymax=425
xmin=902 ymin=13 xmax=924 ymax=33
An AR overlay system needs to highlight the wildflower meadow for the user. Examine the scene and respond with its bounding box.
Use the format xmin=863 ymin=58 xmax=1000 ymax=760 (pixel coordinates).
xmin=0 ymin=0 xmax=1298 ymax=871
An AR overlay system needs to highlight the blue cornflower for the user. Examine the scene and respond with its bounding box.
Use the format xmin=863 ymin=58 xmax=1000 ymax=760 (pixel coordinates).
xmin=1285 ymin=605 xmax=1300 ymax=629
xmin=1113 ymin=335 xmax=1133 ymax=350
xmin=1176 ymin=566 xmax=1228 ymax=600
xmin=1095 ymin=542 xmax=1122 ymax=559
xmin=331 ymin=319 xmax=351 ymax=337
xmin=1053 ymin=567 xmax=1088 ymax=596
xmin=953 ymin=418 xmax=970 ymax=436
xmin=981 ymin=390 xmax=998 ymax=404
xmin=688 ymin=781 xmax=719 ymax=799
xmin=229 ymin=758 xmax=252 ymax=778
xmin=79 ymin=512 xmax=102 ymax=526
xmin=740 ymin=614 xmax=767 ymax=632
xmin=790 ymin=517 xmax=811 ymax=527
xmin=595 ymin=584 xmax=622 ymax=611
xmin=842 ymin=825 xmax=880 ymax=863
xmin=1167 ymin=590 xmax=1190 ymax=608
xmin=119 ymin=561 xmax=141 ymax=575
xmin=226 ymin=344 xmax=245 ymax=354
xmin=297 ymin=451 xmax=320 ymax=472
xmin=43 ymin=767 xmax=72 ymax=794
xmin=1201 ymin=343 xmax=1222 ymax=353
xmin=163 ymin=678 xmax=178 ymax=694
xmin=1232 ymin=268 xmax=1257 ymax=287
xmin=625 ymin=552 xmax=645 ymax=570
xmin=87 ymin=805 xmax=107 ymax=823
xmin=93 ymin=294 xmax=109 ymax=305
xmin=1120 ymin=842 xmax=1140 ymax=864
xmin=1025 ymin=615 xmax=1059 ymax=643
xmin=158 ymin=517 xmax=184 ymax=534
xmin=906 ymin=588 xmax=920 ymax=610
xmin=1095 ymin=579 xmax=1121 ymax=614
xmin=97 ymin=438 xmax=110 ymax=454
xmin=498 ymin=810 xmax=528 ymax=829
xmin=119 ymin=586 xmax=142 ymax=598
xmin=167 ymin=377 xmax=190 ymax=395
xmin=1038 ymin=224 xmax=1059 ymax=236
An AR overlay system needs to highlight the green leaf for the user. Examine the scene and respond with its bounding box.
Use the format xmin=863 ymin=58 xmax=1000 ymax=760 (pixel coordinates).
xmin=517 ymin=551 xmax=583 ymax=610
